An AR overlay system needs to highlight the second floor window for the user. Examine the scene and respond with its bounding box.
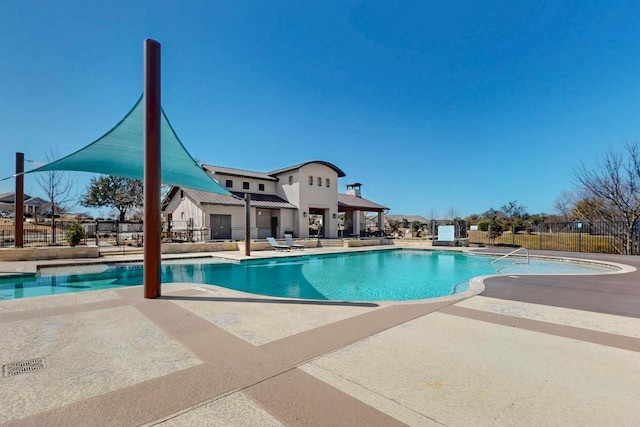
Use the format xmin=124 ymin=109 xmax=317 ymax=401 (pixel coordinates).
xmin=317 ymin=177 xmax=322 ymax=186
xmin=325 ymin=178 xmax=330 ymax=188
xmin=308 ymin=176 xmax=313 ymax=185
xmin=243 ymin=182 xmax=250 ymax=190
xmin=258 ymin=183 xmax=265 ymax=191
xmin=225 ymin=179 xmax=233 ymax=188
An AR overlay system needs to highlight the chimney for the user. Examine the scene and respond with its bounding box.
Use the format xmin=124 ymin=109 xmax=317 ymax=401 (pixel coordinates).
xmin=346 ymin=183 xmax=362 ymax=198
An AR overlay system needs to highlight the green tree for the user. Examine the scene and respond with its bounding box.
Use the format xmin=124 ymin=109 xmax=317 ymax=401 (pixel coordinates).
xmin=487 ymin=218 xmax=503 ymax=239
xmin=572 ymin=197 xmax=611 ymax=222
xmin=501 ymin=200 xmax=527 ymax=232
xmin=386 ymin=219 xmax=400 ymax=235
xmin=465 ymin=213 xmax=481 ymax=224
xmin=482 ymin=208 xmax=504 ymax=239
xmin=66 ymin=221 xmax=85 ymax=247
xmin=81 ymin=176 xmax=143 ymax=222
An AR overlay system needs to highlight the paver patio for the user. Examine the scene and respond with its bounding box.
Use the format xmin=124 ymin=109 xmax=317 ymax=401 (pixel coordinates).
xmin=1 ymin=247 xmax=639 ymax=426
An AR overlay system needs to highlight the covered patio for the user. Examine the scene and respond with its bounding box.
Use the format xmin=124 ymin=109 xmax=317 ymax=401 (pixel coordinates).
xmin=338 ymin=184 xmax=388 ymax=237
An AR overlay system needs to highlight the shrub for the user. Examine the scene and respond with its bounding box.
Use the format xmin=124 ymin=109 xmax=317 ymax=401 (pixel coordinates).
xmin=66 ymin=221 xmax=86 ymax=247
xmin=487 ymin=219 xmax=503 ymax=239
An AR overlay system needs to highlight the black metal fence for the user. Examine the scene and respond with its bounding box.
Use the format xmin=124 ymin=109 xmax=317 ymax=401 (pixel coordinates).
xmin=467 ymin=221 xmax=639 ymax=255
xmin=4 ymin=219 xmax=638 ymax=255
xmin=164 ymin=219 xmax=210 ymax=242
xmin=0 ymin=221 xmax=83 ymax=247
xmin=0 ymin=220 xmax=144 ymax=248
xmin=88 ymin=220 xmax=144 ymax=246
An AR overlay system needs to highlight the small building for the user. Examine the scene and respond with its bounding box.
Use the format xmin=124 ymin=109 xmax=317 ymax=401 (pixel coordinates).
xmin=385 ymin=215 xmax=431 ymax=227
xmin=339 ymin=183 xmax=387 ymax=237
xmin=0 ymin=192 xmax=49 ymax=217
xmin=162 ymin=161 xmax=388 ymax=240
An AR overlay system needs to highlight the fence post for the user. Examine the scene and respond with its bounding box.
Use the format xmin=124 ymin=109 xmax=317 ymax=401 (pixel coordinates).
xmin=578 ymin=222 xmax=582 ymax=252
xmin=538 ymin=226 xmax=542 ymax=250
xmin=512 ymin=224 xmax=515 ymax=248
xmin=488 ymin=224 xmax=491 ymax=247
xmin=637 ymin=223 xmax=640 ymax=256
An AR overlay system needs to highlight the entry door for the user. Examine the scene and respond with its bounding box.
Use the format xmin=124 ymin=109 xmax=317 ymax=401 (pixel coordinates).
xmin=309 ymin=209 xmax=325 ymax=238
xmin=210 ymin=214 xmax=232 ymax=239
xmin=270 ymin=217 xmax=278 ymax=238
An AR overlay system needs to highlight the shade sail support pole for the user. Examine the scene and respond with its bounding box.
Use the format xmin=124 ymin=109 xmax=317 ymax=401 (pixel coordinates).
xmin=15 ymin=153 xmax=24 ymax=248
xmin=245 ymin=193 xmax=251 ymax=256
xmin=144 ymin=39 xmax=162 ymax=299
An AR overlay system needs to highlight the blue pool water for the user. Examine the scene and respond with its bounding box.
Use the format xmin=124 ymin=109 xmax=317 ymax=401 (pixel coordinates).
xmin=0 ymin=250 xmax=616 ymax=301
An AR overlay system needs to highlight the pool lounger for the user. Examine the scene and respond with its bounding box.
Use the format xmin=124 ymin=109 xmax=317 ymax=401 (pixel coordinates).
xmin=266 ymin=237 xmax=291 ymax=251
xmin=284 ymin=234 xmax=305 ymax=250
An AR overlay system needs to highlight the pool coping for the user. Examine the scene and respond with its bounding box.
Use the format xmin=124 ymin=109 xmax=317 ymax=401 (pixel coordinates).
xmin=1 ymin=246 xmax=636 ymax=306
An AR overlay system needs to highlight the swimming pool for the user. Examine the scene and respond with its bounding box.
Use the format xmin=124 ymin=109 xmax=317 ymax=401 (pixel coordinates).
xmin=0 ymin=249 xmax=618 ymax=301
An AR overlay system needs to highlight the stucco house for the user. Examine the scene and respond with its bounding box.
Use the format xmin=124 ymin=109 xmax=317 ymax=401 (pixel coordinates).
xmin=162 ymin=161 xmax=388 ymax=240
xmin=0 ymin=192 xmax=49 ymax=217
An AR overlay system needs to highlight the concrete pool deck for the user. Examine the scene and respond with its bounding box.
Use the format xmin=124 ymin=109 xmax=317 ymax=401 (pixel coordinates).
xmin=1 ymin=246 xmax=640 ymax=426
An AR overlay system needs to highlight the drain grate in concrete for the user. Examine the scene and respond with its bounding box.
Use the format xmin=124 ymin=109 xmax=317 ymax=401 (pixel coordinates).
xmin=3 ymin=357 xmax=46 ymax=377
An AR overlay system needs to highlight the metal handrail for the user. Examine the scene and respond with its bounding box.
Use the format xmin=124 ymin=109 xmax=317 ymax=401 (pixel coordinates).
xmin=491 ymin=247 xmax=529 ymax=264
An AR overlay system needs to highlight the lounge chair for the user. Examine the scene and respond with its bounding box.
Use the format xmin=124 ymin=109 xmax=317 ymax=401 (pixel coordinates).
xmin=266 ymin=237 xmax=290 ymax=251
xmin=284 ymin=234 xmax=305 ymax=250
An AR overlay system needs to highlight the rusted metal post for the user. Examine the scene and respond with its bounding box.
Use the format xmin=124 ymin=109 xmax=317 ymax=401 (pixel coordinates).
xmin=15 ymin=153 xmax=24 ymax=247
xmin=144 ymin=39 xmax=162 ymax=299
xmin=244 ymin=193 xmax=251 ymax=256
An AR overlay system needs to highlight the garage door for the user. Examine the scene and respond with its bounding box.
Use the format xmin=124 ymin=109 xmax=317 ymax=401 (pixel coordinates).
xmin=210 ymin=214 xmax=232 ymax=240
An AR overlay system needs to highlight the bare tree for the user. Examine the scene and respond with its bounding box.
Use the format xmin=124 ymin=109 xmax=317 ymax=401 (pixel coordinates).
xmin=575 ymin=142 xmax=640 ymax=254
xmin=554 ymin=190 xmax=576 ymax=221
xmin=445 ymin=207 xmax=458 ymax=220
xmin=35 ymin=149 xmax=78 ymax=243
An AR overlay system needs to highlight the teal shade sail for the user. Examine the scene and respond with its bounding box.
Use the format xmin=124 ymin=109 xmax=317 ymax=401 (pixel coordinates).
xmin=27 ymin=96 xmax=231 ymax=195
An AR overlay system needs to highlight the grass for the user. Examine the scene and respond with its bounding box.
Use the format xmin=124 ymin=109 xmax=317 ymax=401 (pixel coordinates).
xmin=467 ymin=230 xmax=617 ymax=253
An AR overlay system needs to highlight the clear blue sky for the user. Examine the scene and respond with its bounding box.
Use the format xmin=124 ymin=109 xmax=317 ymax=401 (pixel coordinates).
xmin=2 ymin=1 xmax=639 ymax=218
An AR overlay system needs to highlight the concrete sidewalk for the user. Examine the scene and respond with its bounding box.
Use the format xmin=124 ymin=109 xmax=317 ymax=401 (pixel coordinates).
xmin=1 ymin=248 xmax=640 ymax=426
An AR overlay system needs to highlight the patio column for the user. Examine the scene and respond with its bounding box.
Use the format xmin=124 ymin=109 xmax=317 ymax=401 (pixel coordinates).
xmin=377 ymin=212 xmax=384 ymax=235
xmin=354 ymin=210 xmax=361 ymax=237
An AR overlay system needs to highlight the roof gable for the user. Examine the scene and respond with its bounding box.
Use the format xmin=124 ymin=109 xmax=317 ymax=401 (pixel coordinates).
xmin=202 ymin=164 xmax=277 ymax=181
xmin=0 ymin=192 xmax=37 ymax=204
xmin=385 ymin=214 xmax=430 ymax=224
xmin=268 ymin=160 xmax=346 ymax=178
